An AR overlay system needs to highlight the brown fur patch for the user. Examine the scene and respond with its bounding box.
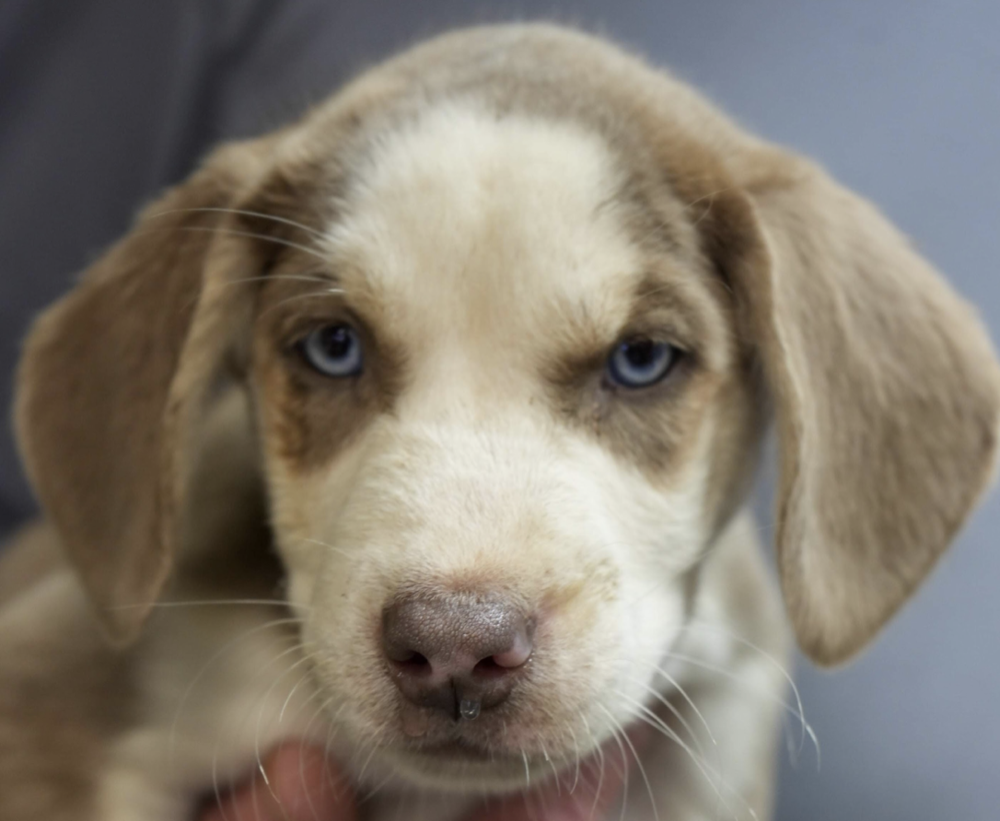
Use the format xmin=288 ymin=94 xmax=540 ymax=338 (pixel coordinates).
xmin=545 ymin=258 xmax=740 ymax=490
xmin=252 ymin=262 xmax=408 ymax=471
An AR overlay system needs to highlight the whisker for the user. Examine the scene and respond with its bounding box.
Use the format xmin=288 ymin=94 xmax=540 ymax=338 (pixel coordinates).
xmin=621 ymin=715 xmax=660 ymax=821
xmin=679 ymin=619 xmax=809 ymax=752
xmin=110 ymin=597 xmax=302 ymax=612
xmin=252 ymin=647 xmax=318 ymax=808
xmin=358 ymin=766 xmax=398 ymax=805
xmin=663 ymin=651 xmax=819 ymax=767
xmin=203 ymin=638 xmax=312 ymax=819
xmin=354 ymin=736 xmax=383 ymax=787
xmin=596 ymin=708 xmax=629 ymax=821
xmin=222 ymin=272 xmax=337 ymax=289
xmin=176 ymin=267 xmax=339 ymax=314
xmin=681 ymin=619 xmax=819 ymax=758
xmin=625 ymin=674 xmax=714 ymax=756
xmin=253 ymin=684 xmax=328 ymax=821
xmin=256 ymin=288 xmax=346 ymax=321
xmin=169 ymin=617 xmax=303 ymax=775
xmin=539 ymin=742 xmax=561 ymax=796
xmin=150 ymin=207 xmax=327 ymax=240
xmin=579 ymin=712 xmax=605 ymax=821
xmin=644 ymin=662 xmax=717 ymax=746
xmin=298 ymin=537 xmax=356 ymax=562
xmin=320 ymin=702 xmax=351 ymax=799
xmin=168 ymin=225 xmax=329 ymax=262
xmin=300 ymin=696 xmax=343 ymax=816
xmin=613 ymin=690 xmax=736 ymax=819
xmin=278 ymin=663 xmax=315 ymax=727
xmin=568 ymin=724 xmax=582 ymax=795
xmin=227 ymin=645 xmax=312 ymax=821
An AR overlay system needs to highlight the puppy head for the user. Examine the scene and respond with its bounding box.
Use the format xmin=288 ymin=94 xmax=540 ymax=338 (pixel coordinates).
xmin=16 ymin=24 xmax=1000 ymax=792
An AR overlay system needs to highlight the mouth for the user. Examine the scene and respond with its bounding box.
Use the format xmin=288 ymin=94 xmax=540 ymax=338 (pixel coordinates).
xmin=414 ymin=738 xmax=503 ymax=763
xmin=374 ymin=715 xmax=651 ymax=798
xmin=386 ymin=740 xmax=577 ymax=794
xmin=392 ymin=716 xmax=545 ymax=782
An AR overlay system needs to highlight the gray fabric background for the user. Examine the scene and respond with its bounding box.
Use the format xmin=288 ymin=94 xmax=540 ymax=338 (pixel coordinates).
xmin=1 ymin=2 xmax=997 ymax=819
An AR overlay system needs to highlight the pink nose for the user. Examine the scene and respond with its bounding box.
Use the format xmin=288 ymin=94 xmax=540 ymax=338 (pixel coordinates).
xmin=382 ymin=592 xmax=534 ymax=720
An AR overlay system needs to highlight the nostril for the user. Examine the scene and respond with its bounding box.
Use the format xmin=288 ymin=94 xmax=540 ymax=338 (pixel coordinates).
xmin=472 ymin=656 xmax=504 ymax=677
xmin=393 ymin=651 xmax=432 ymax=674
xmin=473 ymin=633 xmax=533 ymax=678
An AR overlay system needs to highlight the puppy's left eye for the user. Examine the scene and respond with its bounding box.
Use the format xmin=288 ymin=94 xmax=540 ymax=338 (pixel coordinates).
xmin=298 ymin=324 xmax=363 ymax=377
xmin=606 ymin=338 xmax=679 ymax=388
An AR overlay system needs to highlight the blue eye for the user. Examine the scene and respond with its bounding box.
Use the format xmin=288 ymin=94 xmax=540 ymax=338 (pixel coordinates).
xmin=299 ymin=324 xmax=363 ymax=377
xmin=606 ymin=338 xmax=678 ymax=388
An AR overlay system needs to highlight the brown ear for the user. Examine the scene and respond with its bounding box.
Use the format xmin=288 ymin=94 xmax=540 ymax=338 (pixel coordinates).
xmin=14 ymin=140 xmax=273 ymax=643
xmin=707 ymin=157 xmax=1000 ymax=665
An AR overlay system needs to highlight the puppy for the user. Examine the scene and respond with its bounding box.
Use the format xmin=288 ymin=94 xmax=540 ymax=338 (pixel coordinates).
xmin=1 ymin=23 xmax=998 ymax=821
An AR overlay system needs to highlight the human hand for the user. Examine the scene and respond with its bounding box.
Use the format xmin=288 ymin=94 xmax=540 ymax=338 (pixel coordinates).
xmin=200 ymin=733 xmax=641 ymax=821
xmin=199 ymin=744 xmax=358 ymax=821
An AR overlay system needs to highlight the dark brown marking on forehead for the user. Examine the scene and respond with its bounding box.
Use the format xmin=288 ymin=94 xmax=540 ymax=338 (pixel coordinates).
xmin=231 ymin=160 xmax=341 ymax=275
xmin=601 ymin=161 xmax=699 ymax=263
xmin=628 ymin=271 xmax=732 ymax=356
xmin=224 ymin=71 xmax=414 ymax=276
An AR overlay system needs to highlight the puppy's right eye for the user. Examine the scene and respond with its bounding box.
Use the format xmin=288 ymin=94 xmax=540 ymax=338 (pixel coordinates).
xmin=298 ymin=324 xmax=363 ymax=377
xmin=605 ymin=337 xmax=679 ymax=389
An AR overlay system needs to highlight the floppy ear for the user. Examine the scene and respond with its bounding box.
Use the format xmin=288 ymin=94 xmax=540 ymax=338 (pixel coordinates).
xmin=14 ymin=139 xmax=274 ymax=644
xmin=704 ymin=156 xmax=1000 ymax=665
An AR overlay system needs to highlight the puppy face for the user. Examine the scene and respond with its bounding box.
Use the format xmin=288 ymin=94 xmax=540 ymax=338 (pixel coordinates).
xmin=236 ymin=101 xmax=757 ymax=787
xmin=249 ymin=103 xmax=757 ymax=788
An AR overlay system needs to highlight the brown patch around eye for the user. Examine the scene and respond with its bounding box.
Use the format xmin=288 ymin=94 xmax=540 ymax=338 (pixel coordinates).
xmin=581 ymin=361 xmax=722 ymax=480
xmin=257 ymin=360 xmax=358 ymax=467
xmin=547 ymin=265 xmax=734 ymax=483
xmin=252 ymin=276 xmax=407 ymax=472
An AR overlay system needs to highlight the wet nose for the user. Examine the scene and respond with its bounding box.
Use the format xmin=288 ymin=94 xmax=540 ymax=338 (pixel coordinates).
xmin=382 ymin=592 xmax=534 ymax=720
